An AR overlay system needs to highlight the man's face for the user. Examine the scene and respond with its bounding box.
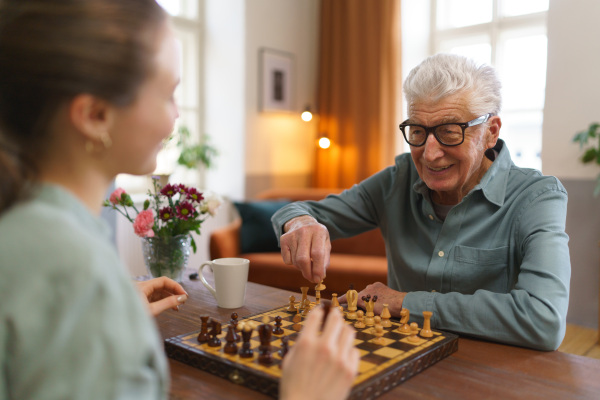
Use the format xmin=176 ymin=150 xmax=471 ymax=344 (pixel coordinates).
xmin=407 ymin=92 xmax=500 ymax=205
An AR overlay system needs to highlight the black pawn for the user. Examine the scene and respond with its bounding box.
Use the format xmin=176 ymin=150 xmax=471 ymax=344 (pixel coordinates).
xmin=230 ymin=313 xmax=241 ymax=342
xmin=279 ymin=336 xmax=289 ymax=359
xmin=197 ymin=315 xmax=209 ymax=344
xmin=224 ymin=323 xmax=238 ymax=354
xmin=207 ymin=320 xmax=222 ymax=347
xmin=257 ymin=321 xmax=274 ymax=365
xmin=273 ymin=316 xmax=284 ymax=335
xmin=239 ymin=325 xmax=254 ymax=358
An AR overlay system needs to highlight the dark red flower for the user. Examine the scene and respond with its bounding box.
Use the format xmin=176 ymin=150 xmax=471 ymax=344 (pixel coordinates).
xmin=177 ymin=184 xmax=188 ymax=194
xmin=185 ymin=187 xmax=204 ymax=203
xmin=159 ymin=207 xmax=174 ymax=221
xmin=176 ymin=201 xmax=196 ymax=220
xmin=160 ymin=184 xmax=178 ymax=197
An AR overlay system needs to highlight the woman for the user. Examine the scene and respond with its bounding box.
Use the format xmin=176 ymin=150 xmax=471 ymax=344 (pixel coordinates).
xmin=0 ymin=1 xmax=358 ymax=399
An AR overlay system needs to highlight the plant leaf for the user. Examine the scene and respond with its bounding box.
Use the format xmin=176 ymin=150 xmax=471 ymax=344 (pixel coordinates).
xmin=581 ymin=148 xmax=597 ymax=164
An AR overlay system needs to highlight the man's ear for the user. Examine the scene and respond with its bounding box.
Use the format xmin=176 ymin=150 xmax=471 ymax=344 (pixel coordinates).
xmin=486 ymin=115 xmax=501 ymax=149
xmin=69 ymin=94 xmax=115 ymax=143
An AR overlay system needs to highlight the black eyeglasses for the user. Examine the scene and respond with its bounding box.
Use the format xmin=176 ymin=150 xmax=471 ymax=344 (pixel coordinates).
xmin=399 ymin=113 xmax=492 ymax=147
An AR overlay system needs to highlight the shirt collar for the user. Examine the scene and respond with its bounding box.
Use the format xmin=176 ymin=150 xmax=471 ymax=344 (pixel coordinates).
xmin=412 ymin=139 xmax=512 ymax=207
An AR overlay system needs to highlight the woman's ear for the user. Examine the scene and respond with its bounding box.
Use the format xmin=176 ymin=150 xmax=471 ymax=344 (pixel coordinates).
xmin=69 ymin=94 xmax=115 ymax=146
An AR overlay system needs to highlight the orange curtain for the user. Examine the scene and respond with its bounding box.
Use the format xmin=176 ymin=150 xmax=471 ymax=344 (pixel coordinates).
xmin=313 ymin=0 xmax=400 ymax=188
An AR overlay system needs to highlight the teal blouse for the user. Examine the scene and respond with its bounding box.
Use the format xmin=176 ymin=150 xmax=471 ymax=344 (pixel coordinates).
xmin=272 ymin=140 xmax=570 ymax=351
xmin=0 ymin=185 xmax=168 ymax=399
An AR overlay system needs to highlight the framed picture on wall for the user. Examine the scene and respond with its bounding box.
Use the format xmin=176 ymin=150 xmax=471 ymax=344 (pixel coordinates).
xmin=259 ymin=48 xmax=294 ymax=112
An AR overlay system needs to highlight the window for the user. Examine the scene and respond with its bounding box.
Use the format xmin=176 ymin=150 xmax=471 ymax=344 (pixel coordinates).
xmin=116 ymin=0 xmax=202 ymax=194
xmin=432 ymin=0 xmax=548 ymax=170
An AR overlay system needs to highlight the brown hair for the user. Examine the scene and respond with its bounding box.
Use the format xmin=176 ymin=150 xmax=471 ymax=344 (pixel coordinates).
xmin=0 ymin=0 xmax=167 ymax=212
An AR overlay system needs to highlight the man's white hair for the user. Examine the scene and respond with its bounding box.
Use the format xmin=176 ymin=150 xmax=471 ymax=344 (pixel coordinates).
xmin=403 ymin=53 xmax=502 ymax=117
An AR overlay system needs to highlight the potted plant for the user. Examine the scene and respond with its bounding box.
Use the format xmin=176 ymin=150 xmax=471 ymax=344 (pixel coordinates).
xmin=572 ymin=122 xmax=600 ymax=196
xmin=104 ymin=177 xmax=222 ymax=282
xmin=174 ymin=125 xmax=218 ymax=170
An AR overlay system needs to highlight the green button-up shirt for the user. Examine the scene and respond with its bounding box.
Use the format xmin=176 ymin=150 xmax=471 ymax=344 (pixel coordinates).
xmin=272 ymin=140 xmax=570 ymax=351
xmin=0 ymin=185 xmax=168 ymax=399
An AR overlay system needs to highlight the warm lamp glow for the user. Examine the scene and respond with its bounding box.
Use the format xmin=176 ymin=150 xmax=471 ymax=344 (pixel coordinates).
xmin=301 ymin=110 xmax=313 ymax=122
xmin=318 ymin=137 xmax=331 ymax=149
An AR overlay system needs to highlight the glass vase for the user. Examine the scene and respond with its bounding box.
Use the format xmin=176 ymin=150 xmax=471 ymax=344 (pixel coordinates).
xmin=141 ymin=234 xmax=191 ymax=283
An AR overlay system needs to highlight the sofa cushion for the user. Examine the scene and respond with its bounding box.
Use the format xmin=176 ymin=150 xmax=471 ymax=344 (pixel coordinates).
xmin=234 ymin=200 xmax=290 ymax=253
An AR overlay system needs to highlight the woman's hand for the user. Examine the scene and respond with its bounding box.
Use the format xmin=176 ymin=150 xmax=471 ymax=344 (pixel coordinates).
xmin=136 ymin=277 xmax=188 ymax=317
xmin=280 ymin=306 xmax=359 ymax=400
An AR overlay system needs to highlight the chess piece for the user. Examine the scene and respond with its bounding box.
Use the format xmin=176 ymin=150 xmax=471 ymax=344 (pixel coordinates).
xmin=287 ymin=295 xmax=297 ymax=312
xmin=397 ymin=308 xmax=411 ymax=333
xmin=197 ymin=315 xmax=210 ymax=343
xmin=207 ymin=320 xmax=222 ymax=347
xmin=279 ymin=336 xmax=290 ymax=360
xmin=224 ymin=323 xmax=238 ymax=354
xmin=230 ymin=312 xmax=241 ymax=342
xmin=239 ymin=323 xmax=253 ymax=358
xmin=420 ymin=311 xmax=433 ymax=338
xmin=301 ymin=299 xmax=311 ymax=317
xmin=314 ymin=280 xmax=325 ymax=306
xmin=300 ymin=287 xmax=309 ymax=310
xmin=293 ymin=302 xmax=302 ymax=323
xmin=380 ymin=304 xmax=392 ymax=328
xmin=354 ymin=310 xmax=366 ymax=329
xmin=257 ymin=316 xmax=274 ymax=365
xmin=363 ymin=295 xmax=376 ymax=327
xmin=371 ymin=316 xmax=386 ymax=345
xmin=273 ymin=315 xmax=284 ymax=335
xmin=331 ymin=293 xmax=343 ymax=313
xmin=407 ymin=322 xmax=420 ymax=343
xmin=346 ymin=284 xmax=358 ymax=320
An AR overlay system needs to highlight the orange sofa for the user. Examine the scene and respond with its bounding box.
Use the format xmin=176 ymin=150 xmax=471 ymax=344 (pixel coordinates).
xmin=209 ymin=188 xmax=388 ymax=297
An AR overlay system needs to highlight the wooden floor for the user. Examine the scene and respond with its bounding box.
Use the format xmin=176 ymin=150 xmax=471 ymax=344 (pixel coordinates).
xmin=558 ymin=324 xmax=600 ymax=359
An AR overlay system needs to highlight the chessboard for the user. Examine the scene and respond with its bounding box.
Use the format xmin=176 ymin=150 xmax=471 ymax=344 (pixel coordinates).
xmin=165 ymin=305 xmax=459 ymax=399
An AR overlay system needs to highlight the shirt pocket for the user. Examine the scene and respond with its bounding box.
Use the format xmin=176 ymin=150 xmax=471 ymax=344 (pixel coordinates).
xmin=451 ymin=245 xmax=509 ymax=294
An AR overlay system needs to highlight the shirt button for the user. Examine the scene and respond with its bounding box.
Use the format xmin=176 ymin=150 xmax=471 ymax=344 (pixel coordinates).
xmin=428 ymin=214 xmax=434 ymax=220
xmin=438 ymin=250 xmax=444 ymax=257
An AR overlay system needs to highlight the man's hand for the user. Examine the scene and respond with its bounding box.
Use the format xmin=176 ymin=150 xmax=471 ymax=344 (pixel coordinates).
xmin=280 ymin=215 xmax=331 ymax=283
xmin=338 ymin=282 xmax=406 ymax=317
xmin=136 ymin=277 xmax=188 ymax=317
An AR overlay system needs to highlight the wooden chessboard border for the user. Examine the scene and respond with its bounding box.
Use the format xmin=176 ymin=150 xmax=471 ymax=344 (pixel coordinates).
xmin=164 ymin=306 xmax=459 ymax=399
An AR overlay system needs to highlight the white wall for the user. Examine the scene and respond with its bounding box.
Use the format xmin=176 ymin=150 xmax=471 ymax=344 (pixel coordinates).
xmin=244 ymin=0 xmax=320 ymax=182
xmin=203 ymin=0 xmax=247 ymax=201
xmin=542 ymin=0 xmax=600 ymax=178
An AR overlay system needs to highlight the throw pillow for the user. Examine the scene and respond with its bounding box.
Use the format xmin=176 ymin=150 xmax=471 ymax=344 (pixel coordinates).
xmin=233 ymin=200 xmax=291 ymax=253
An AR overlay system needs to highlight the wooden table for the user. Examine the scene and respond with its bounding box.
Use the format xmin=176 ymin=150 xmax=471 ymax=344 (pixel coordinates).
xmin=156 ymin=273 xmax=600 ymax=399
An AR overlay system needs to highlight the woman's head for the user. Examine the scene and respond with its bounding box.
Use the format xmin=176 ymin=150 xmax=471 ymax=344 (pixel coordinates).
xmin=403 ymin=53 xmax=502 ymax=117
xmin=0 ymin=0 xmax=168 ymax=211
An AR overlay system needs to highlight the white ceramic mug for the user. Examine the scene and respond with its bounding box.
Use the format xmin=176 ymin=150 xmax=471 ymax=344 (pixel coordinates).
xmin=199 ymin=258 xmax=249 ymax=309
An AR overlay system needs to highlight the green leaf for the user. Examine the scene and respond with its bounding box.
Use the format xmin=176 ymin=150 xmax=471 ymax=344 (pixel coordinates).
xmin=190 ymin=236 xmax=197 ymax=253
xmin=588 ymin=122 xmax=600 ymax=137
xmin=143 ymin=199 xmax=150 ymax=210
xmin=581 ymin=148 xmax=597 ymax=164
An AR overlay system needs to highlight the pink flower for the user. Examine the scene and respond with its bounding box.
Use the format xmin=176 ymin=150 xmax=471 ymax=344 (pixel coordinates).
xmin=133 ymin=210 xmax=155 ymax=237
xmin=109 ymin=188 xmax=126 ymax=205
xmin=176 ymin=201 xmax=196 ymax=220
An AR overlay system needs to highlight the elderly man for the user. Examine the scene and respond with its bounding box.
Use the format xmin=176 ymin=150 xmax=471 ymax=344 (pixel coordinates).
xmin=271 ymin=54 xmax=570 ymax=351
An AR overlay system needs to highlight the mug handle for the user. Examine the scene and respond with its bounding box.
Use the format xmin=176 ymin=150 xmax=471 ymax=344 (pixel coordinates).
xmin=199 ymin=262 xmax=217 ymax=299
